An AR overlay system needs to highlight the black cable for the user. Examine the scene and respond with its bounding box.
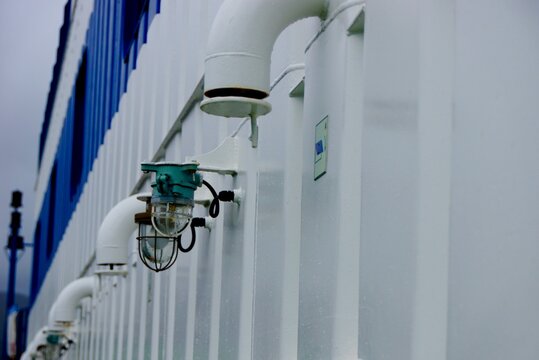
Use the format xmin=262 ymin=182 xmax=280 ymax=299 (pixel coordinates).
xmin=178 ymin=222 xmax=197 ymax=253
xmin=203 ymin=180 xmax=220 ymax=218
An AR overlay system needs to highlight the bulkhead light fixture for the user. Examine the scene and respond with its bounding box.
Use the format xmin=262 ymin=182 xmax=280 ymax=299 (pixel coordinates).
xmin=141 ymin=162 xmax=203 ymax=237
xmin=138 ymin=161 xmax=237 ymax=272
xmin=135 ymin=196 xmax=179 ymax=272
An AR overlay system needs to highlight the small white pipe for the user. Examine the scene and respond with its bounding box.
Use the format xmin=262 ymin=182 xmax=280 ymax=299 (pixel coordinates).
xmin=95 ymin=193 xmax=149 ymax=266
xmin=204 ymin=0 xmax=327 ymax=99
xmin=230 ymin=63 xmax=306 ymax=137
xmin=304 ymin=0 xmax=365 ymax=52
xmin=270 ymin=63 xmax=305 ymax=91
xmin=48 ymin=276 xmax=97 ymax=325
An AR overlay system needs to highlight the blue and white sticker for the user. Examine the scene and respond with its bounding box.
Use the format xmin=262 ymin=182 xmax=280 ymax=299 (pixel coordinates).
xmin=314 ymin=116 xmax=328 ymax=180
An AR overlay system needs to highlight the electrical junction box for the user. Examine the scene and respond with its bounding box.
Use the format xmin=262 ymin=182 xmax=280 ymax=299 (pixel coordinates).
xmin=314 ymin=115 xmax=328 ymax=180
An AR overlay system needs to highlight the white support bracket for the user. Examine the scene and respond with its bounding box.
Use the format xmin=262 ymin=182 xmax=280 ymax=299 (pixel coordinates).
xmin=187 ymin=136 xmax=241 ymax=175
xmin=187 ymin=136 xmax=251 ymax=205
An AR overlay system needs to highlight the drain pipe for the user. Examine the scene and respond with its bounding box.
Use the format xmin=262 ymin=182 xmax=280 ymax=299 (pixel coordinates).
xmin=203 ymin=0 xmax=327 ymax=101
xmin=48 ymin=276 xmax=97 ymax=327
xmin=95 ymin=193 xmax=149 ymax=274
xmin=200 ymin=0 xmax=328 ymax=144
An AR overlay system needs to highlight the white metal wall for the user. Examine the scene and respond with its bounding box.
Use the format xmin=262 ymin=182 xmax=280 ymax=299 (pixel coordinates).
xmin=30 ymin=0 xmax=328 ymax=358
xmin=29 ymin=0 xmax=539 ymax=359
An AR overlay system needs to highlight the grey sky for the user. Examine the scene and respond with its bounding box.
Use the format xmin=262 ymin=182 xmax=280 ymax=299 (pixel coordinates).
xmin=0 ymin=0 xmax=67 ymax=298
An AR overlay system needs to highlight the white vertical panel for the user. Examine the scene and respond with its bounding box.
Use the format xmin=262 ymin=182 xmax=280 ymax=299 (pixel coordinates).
xmin=136 ymin=42 xmax=150 ymax=165
xmin=173 ymin=0 xmax=190 ymax=117
xmin=78 ymin=306 xmax=85 ymax=360
xmin=107 ymin=278 xmax=119 ymax=360
xmin=198 ymin=0 xmax=209 ymax=72
xmin=117 ymin=98 xmax=129 ymax=199
xmin=83 ymin=303 xmax=91 ymax=360
xmin=145 ymin=9 xmax=161 ymax=158
xmin=165 ymin=258 xmax=178 ymax=360
xmin=184 ymin=246 xmax=199 ymax=360
xmin=133 ymin=62 xmax=145 ymax=184
xmin=125 ymin=70 xmax=139 ymax=192
xmin=79 ymin=195 xmax=86 ymax=270
xmin=238 ymin=153 xmax=258 ymax=360
xmin=150 ymin=273 xmax=161 ymax=360
xmin=208 ymin=179 xmax=225 ymax=360
xmin=137 ymin=267 xmax=150 ymax=360
xmin=103 ymin=122 xmax=114 ymax=213
xmin=158 ymin=0 xmax=175 ymax=135
xmin=109 ymin=114 xmax=120 ymax=206
xmin=84 ymin=192 xmax=90 ymax=267
xmin=185 ymin=0 xmax=201 ymax=93
xmin=137 ymin=42 xmax=152 ymax=163
xmin=89 ymin=168 xmax=97 ymax=273
xmin=108 ymin=114 xmax=118 ymax=206
xmin=410 ymin=1 xmax=453 ymax=358
xmin=95 ymin=283 xmax=103 ymax=359
xmin=96 ymin=147 xmax=105 ymax=229
xmin=329 ymin=34 xmax=364 ymax=360
xmin=93 ymin=151 xmax=105 ymax=231
xmin=99 ymin=280 xmax=108 ymax=359
xmin=115 ymin=276 xmax=127 ymax=360
xmin=278 ymin=88 xmax=304 ymax=360
xmin=88 ymin=296 xmax=97 ymax=360
xmin=126 ymin=262 xmax=138 ymax=360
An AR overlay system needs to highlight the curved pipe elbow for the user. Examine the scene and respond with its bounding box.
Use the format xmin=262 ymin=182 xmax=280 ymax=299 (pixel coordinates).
xmin=95 ymin=193 xmax=149 ymax=266
xmin=48 ymin=276 xmax=97 ymax=326
xmin=204 ymin=0 xmax=327 ymax=100
xmin=22 ymin=327 xmax=48 ymax=359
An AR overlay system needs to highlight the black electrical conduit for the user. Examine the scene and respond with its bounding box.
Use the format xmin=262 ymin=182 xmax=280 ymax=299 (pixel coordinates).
xmin=178 ymin=180 xmax=235 ymax=253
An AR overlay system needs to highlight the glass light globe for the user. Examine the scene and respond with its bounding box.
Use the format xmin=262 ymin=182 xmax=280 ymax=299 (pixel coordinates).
xmin=141 ymin=239 xmax=175 ymax=266
xmin=139 ymin=224 xmax=176 ymax=265
xmin=151 ymin=202 xmax=193 ymax=237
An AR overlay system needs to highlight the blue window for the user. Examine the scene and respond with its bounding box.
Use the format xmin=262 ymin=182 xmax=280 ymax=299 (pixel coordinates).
xmin=31 ymin=221 xmax=41 ymax=297
xmin=122 ymin=0 xmax=149 ymax=60
xmin=46 ymin=163 xmax=57 ymax=258
xmin=70 ymin=51 xmax=88 ymax=199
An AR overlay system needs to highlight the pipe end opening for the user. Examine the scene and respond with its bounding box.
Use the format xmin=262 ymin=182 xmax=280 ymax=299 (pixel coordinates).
xmin=200 ymin=96 xmax=271 ymax=118
xmin=204 ymin=87 xmax=268 ymax=100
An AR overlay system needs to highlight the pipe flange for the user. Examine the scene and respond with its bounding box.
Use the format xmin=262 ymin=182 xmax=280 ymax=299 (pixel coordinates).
xmin=200 ymin=96 xmax=271 ymax=118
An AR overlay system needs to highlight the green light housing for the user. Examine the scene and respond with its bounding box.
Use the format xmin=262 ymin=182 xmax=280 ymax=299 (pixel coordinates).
xmin=141 ymin=162 xmax=203 ymax=237
xmin=46 ymin=333 xmax=61 ymax=345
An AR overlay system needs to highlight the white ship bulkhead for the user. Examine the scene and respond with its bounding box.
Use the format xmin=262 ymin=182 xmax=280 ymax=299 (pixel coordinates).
xmin=26 ymin=0 xmax=539 ymax=359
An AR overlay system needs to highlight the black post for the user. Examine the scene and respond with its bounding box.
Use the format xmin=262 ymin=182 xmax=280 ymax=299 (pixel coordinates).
xmin=6 ymin=191 xmax=22 ymax=311
xmin=5 ymin=190 xmax=23 ymax=359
